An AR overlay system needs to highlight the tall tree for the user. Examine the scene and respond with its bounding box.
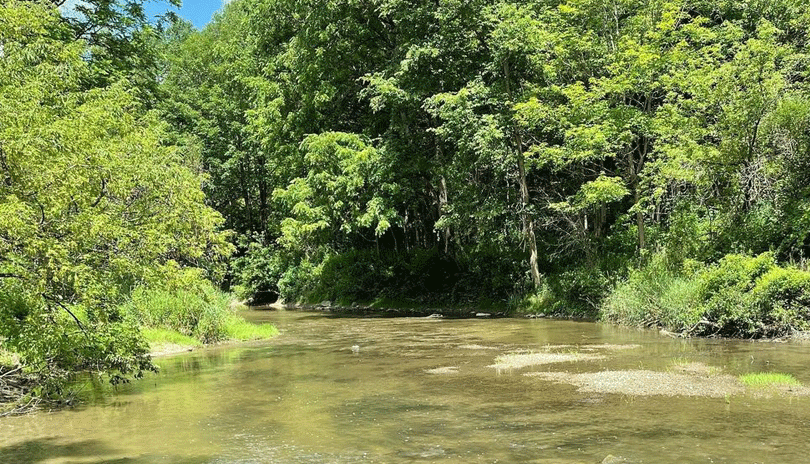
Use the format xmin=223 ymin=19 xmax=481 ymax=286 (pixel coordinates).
xmin=0 ymin=0 xmax=230 ymax=388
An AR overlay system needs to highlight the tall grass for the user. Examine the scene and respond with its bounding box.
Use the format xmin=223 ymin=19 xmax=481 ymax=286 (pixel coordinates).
xmin=122 ymin=284 xmax=276 ymax=345
xmin=601 ymin=255 xmax=703 ymax=332
xmin=140 ymin=328 xmax=202 ymax=347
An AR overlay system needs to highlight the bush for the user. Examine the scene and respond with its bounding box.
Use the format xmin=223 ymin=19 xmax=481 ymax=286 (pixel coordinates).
xmin=604 ymin=252 xmax=810 ymax=337
xmin=259 ymin=245 xmax=526 ymax=307
xmin=231 ymin=238 xmax=287 ymax=300
xmin=0 ymin=282 xmax=153 ymax=399
xmin=693 ymin=253 xmax=775 ymax=336
xmin=749 ymin=266 xmax=810 ymax=332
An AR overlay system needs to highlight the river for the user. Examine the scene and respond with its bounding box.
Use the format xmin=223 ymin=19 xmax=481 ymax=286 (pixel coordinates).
xmin=2 ymin=309 xmax=810 ymax=463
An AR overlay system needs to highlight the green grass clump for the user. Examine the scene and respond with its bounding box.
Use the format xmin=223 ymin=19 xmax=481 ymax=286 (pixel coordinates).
xmin=739 ymin=372 xmax=801 ymax=388
xmin=141 ymin=328 xmax=202 ymax=348
xmin=222 ymin=315 xmax=278 ymax=341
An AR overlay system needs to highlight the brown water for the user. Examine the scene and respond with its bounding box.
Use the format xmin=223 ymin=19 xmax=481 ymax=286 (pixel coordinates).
xmin=2 ymin=309 xmax=810 ymax=463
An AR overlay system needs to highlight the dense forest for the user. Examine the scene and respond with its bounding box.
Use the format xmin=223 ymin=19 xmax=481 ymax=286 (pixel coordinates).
xmin=4 ymin=0 xmax=810 ymax=406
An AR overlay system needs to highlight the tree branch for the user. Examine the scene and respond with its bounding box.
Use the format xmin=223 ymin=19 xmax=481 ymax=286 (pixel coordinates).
xmin=90 ymin=178 xmax=107 ymax=208
xmin=42 ymin=294 xmax=90 ymax=340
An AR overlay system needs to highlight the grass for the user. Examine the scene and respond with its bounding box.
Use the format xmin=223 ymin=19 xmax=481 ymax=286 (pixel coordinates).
xmin=222 ymin=315 xmax=278 ymax=341
xmin=141 ymin=328 xmax=203 ymax=348
xmin=738 ymin=372 xmax=801 ymax=388
xmin=124 ymin=284 xmax=278 ymax=344
xmin=123 ymin=283 xmax=278 ymax=352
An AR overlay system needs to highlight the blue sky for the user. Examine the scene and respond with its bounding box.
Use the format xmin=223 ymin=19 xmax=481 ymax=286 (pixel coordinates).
xmin=144 ymin=0 xmax=227 ymax=29
xmin=60 ymin=0 xmax=226 ymax=30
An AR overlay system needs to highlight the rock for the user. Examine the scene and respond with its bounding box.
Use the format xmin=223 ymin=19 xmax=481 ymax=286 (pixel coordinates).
xmin=475 ymin=312 xmax=491 ymax=318
xmin=351 ymin=345 xmax=360 ymax=353
xmin=318 ymin=300 xmax=332 ymax=308
xmin=426 ymin=313 xmax=444 ymax=319
xmin=601 ymin=455 xmax=630 ymax=463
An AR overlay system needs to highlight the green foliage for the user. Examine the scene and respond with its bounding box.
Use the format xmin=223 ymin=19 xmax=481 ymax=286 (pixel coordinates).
xmin=140 ymin=328 xmax=202 ymax=348
xmin=602 ymin=254 xmax=703 ymax=332
xmin=0 ymin=0 xmax=231 ymax=401
xmin=123 ymin=277 xmax=228 ymax=344
xmin=192 ymin=0 xmax=810 ymax=323
xmin=256 ymin=245 xmax=527 ymax=307
xmin=49 ymin=0 xmax=809 ymax=346
xmin=605 ymin=252 xmax=810 ymax=337
xmin=222 ymin=317 xmax=279 ymax=341
xmin=274 ymin=132 xmax=399 ymax=255
xmin=231 ymin=237 xmax=287 ymax=300
xmin=551 ymin=176 xmax=630 ymax=214
xmin=0 ymin=281 xmax=153 ymax=396
xmin=123 ymin=277 xmax=276 ymax=344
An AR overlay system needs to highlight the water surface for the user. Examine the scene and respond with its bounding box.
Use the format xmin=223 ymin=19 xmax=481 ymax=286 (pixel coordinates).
xmin=2 ymin=309 xmax=810 ymax=463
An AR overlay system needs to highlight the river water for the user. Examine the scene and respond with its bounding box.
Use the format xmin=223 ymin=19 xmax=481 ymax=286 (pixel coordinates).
xmin=2 ymin=309 xmax=810 ymax=463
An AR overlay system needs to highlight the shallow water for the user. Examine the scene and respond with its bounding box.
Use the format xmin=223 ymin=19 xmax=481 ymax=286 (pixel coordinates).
xmin=2 ymin=309 xmax=810 ymax=463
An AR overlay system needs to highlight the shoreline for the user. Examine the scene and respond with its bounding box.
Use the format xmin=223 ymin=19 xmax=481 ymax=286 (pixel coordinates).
xmin=148 ymin=331 xmax=279 ymax=359
xmin=252 ymin=301 xmax=810 ymax=343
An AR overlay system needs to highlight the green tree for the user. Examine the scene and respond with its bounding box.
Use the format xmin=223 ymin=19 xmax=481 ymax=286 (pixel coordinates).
xmin=0 ymin=0 xmax=230 ymax=392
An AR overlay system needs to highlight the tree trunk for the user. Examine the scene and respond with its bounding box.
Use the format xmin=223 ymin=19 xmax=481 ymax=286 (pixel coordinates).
xmin=518 ymin=152 xmax=542 ymax=287
xmin=439 ymin=176 xmax=450 ymax=254
xmin=504 ymin=59 xmax=541 ymax=288
xmin=635 ymin=188 xmax=646 ymax=251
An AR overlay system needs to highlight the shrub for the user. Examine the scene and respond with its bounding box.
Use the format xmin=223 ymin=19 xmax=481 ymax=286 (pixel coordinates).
xmin=694 ymin=253 xmax=810 ymax=337
xmin=546 ymin=267 xmax=611 ymax=315
xmin=604 ymin=252 xmax=810 ymax=337
xmin=750 ymin=266 xmax=810 ymax=332
xmin=0 ymin=282 xmax=153 ymax=398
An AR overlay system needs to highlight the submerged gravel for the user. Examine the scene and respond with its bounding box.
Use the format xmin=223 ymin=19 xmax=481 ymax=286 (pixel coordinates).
xmin=528 ymin=369 xmax=745 ymax=397
xmin=488 ymin=352 xmax=605 ymax=370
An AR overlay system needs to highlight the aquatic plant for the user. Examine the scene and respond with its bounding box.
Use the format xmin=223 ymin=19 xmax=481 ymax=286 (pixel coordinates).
xmin=739 ymin=372 xmax=801 ymax=388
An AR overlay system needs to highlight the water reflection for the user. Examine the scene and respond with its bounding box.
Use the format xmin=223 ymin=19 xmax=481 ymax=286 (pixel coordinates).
xmin=2 ymin=310 xmax=810 ymax=463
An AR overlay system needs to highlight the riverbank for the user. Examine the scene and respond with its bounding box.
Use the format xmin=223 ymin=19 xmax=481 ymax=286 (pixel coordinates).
xmin=259 ymin=299 xmax=519 ymax=320
xmin=265 ymin=296 xmax=810 ymax=344
xmin=0 ymin=308 xmax=278 ymax=416
xmin=146 ymin=323 xmax=279 ymax=358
